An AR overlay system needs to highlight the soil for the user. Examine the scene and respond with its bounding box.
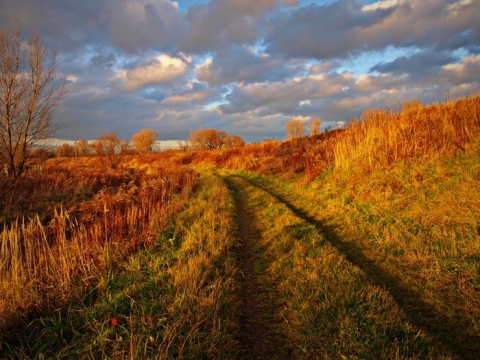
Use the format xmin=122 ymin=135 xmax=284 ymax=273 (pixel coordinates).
xmin=228 ymin=180 xmax=290 ymax=359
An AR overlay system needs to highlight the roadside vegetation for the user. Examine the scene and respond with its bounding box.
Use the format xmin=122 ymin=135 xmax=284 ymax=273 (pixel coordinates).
xmin=1 ymin=94 xmax=479 ymax=358
xmin=0 ymin=172 xmax=238 ymax=358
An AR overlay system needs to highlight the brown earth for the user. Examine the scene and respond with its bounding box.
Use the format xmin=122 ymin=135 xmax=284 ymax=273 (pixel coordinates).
xmin=226 ymin=177 xmax=290 ymax=359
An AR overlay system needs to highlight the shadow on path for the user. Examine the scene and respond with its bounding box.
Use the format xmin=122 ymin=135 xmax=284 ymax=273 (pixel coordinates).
xmin=223 ymin=175 xmax=290 ymax=360
xmin=239 ymin=175 xmax=480 ymax=360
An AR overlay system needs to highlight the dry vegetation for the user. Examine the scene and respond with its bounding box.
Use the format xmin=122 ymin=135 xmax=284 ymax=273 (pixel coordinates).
xmin=0 ymin=158 xmax=198 ymax=348
xmin=146 ymin=95 xmax=479 ymax=181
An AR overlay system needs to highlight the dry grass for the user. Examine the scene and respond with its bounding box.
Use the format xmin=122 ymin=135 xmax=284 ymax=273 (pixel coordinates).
xmin=1 ymin=171 xmax=238 ymax=359
xmin=232 ymin=141 xmax=480 ymax=357
xmin=147 ymin=94 xmax=479 ymax=181
xmin=223 ymin=173 xmax=454 ymax=358
xmin=1 ymin=94 xmax=479 ymax=357
xmin=0 ymin=160 xmax=198 ymax=344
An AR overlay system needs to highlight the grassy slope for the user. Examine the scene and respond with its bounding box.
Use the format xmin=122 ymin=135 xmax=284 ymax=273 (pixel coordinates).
xmin=2 ymin=95 xmax=478 ymax=358
xmin=222 ymin=173 xmax=453 ymax=359
xmin=227 ymin=138 xmax=480 ymax=358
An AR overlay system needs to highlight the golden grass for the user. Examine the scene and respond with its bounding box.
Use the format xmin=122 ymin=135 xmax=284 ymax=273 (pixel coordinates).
xmin=0 ymin=162 xmax=198 ymax=341
xmin=142 ymin=94 xmax=479 ymax=181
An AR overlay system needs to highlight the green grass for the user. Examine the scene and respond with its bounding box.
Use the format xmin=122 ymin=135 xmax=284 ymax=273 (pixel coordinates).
xmin=222 ymin=173 xmax=453 ymax=359
xmin=227 ymin=141 xmax=480 ymax=358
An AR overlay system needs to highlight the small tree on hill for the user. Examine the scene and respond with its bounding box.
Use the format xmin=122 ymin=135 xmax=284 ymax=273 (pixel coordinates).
xmin=188 ymin=127 xmax=227 ymax=150
xmin=132 ymin=128 xmax=158 ymax=154
xmin=285 ymin=119 xmax=305 ymax=140
xmin=224 ymin=134 xmax=245 ymax=149
xmin=56 ymin=143 xmax=75 ymax=158
xmin=74 ymin=139 xmax=91 ymax=156
xmin=92 ymin=132 xmax=122 ymax=169
xmin=309 ymin=118 xmax=322 ymax=136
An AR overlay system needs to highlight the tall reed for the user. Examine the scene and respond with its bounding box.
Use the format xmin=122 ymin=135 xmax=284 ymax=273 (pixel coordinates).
xmin=0 ymin=166 xmax=198 ymax=340
xmin=334 ymin=96 xmax=480 ymax=171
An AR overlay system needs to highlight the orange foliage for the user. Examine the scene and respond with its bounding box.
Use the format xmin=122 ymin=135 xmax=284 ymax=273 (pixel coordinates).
xmin=148 ymin=94 xmax=480 ymax=181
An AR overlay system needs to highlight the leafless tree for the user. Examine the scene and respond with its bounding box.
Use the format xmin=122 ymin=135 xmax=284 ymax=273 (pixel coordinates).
xmin=132 ymin=128 xmax=158 ymax=154
xmin=92 ymin=132 xmax=122 ymax=169
xmin=74 ymin=139 xmax=91 ymax=156
xmin=0 ymin=27 xmax=65 ymax=177
xmin=309 ymin=118 xmax=322 ymax=136
xmin=285 ymin=118 xmax=305 ymax=140
xmin=56 ymin=143 xmax=75 ymax=158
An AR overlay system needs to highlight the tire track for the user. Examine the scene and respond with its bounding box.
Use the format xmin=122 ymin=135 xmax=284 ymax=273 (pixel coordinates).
xmin=223 ymin=176 xmax=290 ymax=360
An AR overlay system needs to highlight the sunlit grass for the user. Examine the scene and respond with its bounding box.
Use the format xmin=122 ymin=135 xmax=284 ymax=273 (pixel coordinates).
xmin=224 ymin=173 xmax=453 ymax=358
xmin=1 ymin=172 xmax=238 ymax=359
xmin=1 ymin=94 xmax=479 ymax=358
xmin=0 ymin=162 xmax=198 ymax=349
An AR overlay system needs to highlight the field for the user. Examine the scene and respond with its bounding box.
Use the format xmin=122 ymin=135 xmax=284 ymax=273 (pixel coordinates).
xmin=1 ymin=95 xmax=479 ymax=359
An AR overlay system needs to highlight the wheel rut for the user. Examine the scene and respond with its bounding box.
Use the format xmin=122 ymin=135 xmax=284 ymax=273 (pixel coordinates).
xmin=224 ymin=176 xmax=289 ymax=360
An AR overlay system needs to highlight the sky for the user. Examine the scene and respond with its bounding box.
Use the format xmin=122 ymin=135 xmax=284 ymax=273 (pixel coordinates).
xmin=1 ymin=0 xmax=479 ymax=142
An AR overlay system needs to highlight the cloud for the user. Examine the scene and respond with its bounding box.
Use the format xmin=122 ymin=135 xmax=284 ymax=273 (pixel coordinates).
xmin=283 ymin=0 xmax=299 ymax=6
xmin=0 ymin=0 xmax=108 ymax=51
xmin=265 ymin=0 xmax=480 ymax=59
xmin=114 ymin=54 xmax=190 ymax=91
xmin=0 ymin=0 xmax=185 ymax=53
xmin=89 ymin=52 xmax=117 ymax=69
xmin=218 ymin=51 xmax=480 ymax=122
xmin=4 ymin=0 xmax=480 ymax=143
xmin=362 ymin=0 xmax=398 ymax=12
xmin=439 ymin=55 xmax=480 ymax=86
xmin=195 ymin=46 xmax=291 ymax=86
xmin=220 ymin=72 xmax=354 ymax=115
xmin=179 ymin=0 xmax=278 ymax=53
xmin=371 ymin=50 xmax=455 ymax=76
xmin=264 ymin=0 xmax=398 ymax=59
xmin=108 ymin=0 xmax=186 ymax=53
xmin=162 ymin=91 xmax=210 ymax=105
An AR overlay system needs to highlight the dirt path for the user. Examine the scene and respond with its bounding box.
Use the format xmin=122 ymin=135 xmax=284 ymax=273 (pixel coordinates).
xmin=224 ymin=176 xmax=289 ymax=360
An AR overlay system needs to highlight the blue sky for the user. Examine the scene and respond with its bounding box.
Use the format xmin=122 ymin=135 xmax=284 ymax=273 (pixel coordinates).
xmin=1 ymin=0 xmax=479 ymax=142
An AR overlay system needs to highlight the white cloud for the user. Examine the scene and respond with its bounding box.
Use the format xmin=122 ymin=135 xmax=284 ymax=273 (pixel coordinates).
xmin=66 ymin=75 xmax=79 ymax=83
xmin=362 ymin=0 xmax=399 ymax=12
xmin=163 ymin=91 xmax=209 ymax=104
xmin=115 ymin=54 xmax=189 ymax=91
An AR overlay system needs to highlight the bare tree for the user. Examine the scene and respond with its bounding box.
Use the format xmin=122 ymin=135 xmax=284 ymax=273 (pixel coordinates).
xmin=308 ymin=118 xmax=322 ymax=136
xmin=56 ymin=143 xmax=75 ymax=158
xmin=285 ymin=118 xmax=305 ymax=140
xmin=74 ymin=139 xmax=91 ymax=156
xmin=0 ymin=28 xmax=65 ymax=177
xmin=132 ymin=128 xmax=158 ymax=154
xmin=92 ymin=132 xmax=122 ymax=169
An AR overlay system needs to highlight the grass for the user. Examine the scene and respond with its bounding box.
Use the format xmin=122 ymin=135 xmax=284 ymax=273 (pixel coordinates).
xmin=229 ymin=139 xmax=480 ymax=357
xmin=222 ymin=172 xmax=453 ymax=359
xmin=1 ymin=171 xmax=239 ymax=359
xmin=0 ymin=162 xmax=199 ymax=349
